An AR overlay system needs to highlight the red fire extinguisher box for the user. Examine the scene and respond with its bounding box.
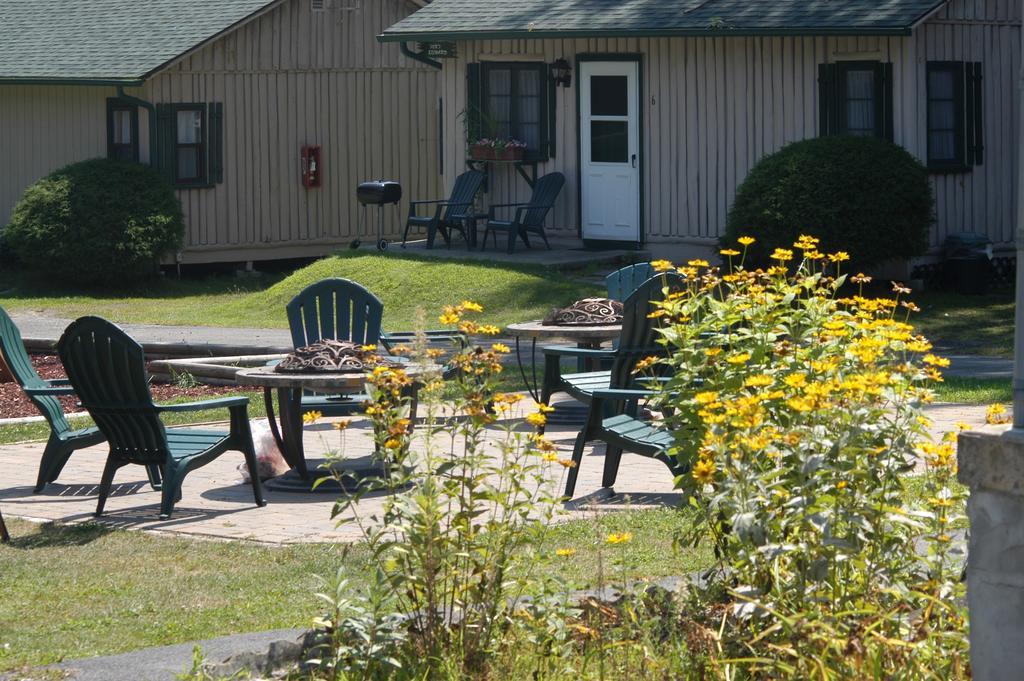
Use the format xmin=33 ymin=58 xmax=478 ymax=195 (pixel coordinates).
xmin=301 ymin=145 xmax=321 ymax=188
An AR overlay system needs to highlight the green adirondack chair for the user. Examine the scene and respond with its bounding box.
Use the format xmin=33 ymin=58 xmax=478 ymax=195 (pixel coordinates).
xmin=539 ymin=273 xmax=684 ymax=431
xmin=0 ymin=306 xmax=111 ymax=492
xmin=605 ymin=263 xmax=656 ymax=301
xmin=482 ymin=172 xmax=565 ymax=254
xmin=58 ymin=316 xmax=266 ymax=520
xmin=403 ymin=170 xmax=485 ymax=249
xmin=562 ymin=384 xmax=684 ymax=499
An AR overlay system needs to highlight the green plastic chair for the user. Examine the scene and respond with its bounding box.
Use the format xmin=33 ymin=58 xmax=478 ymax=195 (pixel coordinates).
xmin=58 ymin=316 xmax=266 ymax=520
xmin=539 ymin=273 xmax=683 ymax=435
xmin=605 ymin=263 xmax=656 ymax=301
xmin=0 ymin=305 xmax=113 ymax=492
xmin=403 ymin=170 xmax=485 ymax=249
xmin=482 ymin=172 xmax=565 ymax=253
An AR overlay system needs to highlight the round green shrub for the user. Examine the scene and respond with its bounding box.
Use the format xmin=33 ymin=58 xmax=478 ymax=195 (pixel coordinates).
xmin=2 ymin=158 xmax=184 ymax=285
xmin=724 ymin=136 xmax=934 ymax=269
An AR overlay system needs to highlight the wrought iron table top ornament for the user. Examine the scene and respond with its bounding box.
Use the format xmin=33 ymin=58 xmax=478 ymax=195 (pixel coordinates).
xmin=274 ymin=339 xmax=398 ymax=373
xmin=542 ymin=297 xmax=623 ymax=327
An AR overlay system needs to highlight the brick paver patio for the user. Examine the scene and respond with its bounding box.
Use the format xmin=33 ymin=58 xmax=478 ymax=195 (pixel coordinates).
xmin=0 ymin=399 xmax=990 ymax=545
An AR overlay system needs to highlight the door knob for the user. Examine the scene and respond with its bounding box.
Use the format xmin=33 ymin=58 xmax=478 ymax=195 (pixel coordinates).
xmin=631 ymin=154 xmax=637 ymax=168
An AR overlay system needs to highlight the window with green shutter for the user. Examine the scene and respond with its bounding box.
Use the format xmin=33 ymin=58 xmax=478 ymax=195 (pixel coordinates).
xmin=818 ymin=61 xmax=893 ymax=140
xmin=467 ymin=62 xmax=553 ymax=161
xmin=926 ymin=61 xmax=983 ymax=173
xmin=106 ymin=98 xmax=139 ymax=163
xmin=154 ymin=102 xmax=224 ymax=187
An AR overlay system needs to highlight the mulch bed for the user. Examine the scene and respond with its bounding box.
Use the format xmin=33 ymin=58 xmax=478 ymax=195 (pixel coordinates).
xmin=0 ymin=354 xmax=240 ymax=421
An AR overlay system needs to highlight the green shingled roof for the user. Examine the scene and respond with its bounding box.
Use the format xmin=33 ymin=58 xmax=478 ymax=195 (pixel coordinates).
xmin=380 ymin=0 xmax=948 ymax=41
xmin=0 ymin=0 xmax=280 ymax=83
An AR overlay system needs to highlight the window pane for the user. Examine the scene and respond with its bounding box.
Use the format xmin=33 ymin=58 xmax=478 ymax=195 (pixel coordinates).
xmin=590 ymin=75 xmax=628 ymax=116
xmin=590 ymin=121 xmax=628 ymax=163
xmin=177 ymin=147 xmax=199 ymax=179
xmin=517 ymin=94 xmax=540 ymax=125
xmin=928 ymin=69 xmax=954 ymax=99
xmin=112 ymin=145 xmax=134 ymax=162
xmin=929 ymin=100 xmax=956 ymax=130
xmin=177 ymin=110 xmax=202 ymax=144
xmin=517 ymin=69 xmax=540 ymax=97
xmin=113 ymin=110 xmax=132 ymax=144
xmin=517 ymin=122 xmax=540 ymax=150
xmin=929 ymin=131 xmax=956 ymax=161
xmin=845 ymin=70 xmax=875 ymax=99
xmin=846 ymin=100 xmax=875 ymax=133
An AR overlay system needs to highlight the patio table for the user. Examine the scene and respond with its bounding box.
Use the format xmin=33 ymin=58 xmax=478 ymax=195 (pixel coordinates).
xmin=235 ymin=364 xmax=436 ymax=492
xmin=505 ymin=320 xmax=621 ymax=425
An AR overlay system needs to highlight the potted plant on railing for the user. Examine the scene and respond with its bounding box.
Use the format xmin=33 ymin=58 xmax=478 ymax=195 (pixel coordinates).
xmin=469 ymin=138 xmax=527 ymax=161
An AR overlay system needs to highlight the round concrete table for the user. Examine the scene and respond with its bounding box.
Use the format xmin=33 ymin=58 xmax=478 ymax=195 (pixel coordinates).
xmin=236 ymin=364 xmax=435 ymax=491
xmin=505 ymin=320 xmax=621 ymax=424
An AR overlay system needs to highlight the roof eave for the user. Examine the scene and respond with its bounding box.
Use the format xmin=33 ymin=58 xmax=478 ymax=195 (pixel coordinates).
xmin=378 ymin=26 xmax=914 ymax=43
xmin=0 ymin=77 xmax=145 ymax=87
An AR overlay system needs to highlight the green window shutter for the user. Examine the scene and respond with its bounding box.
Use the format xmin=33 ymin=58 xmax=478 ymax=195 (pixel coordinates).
xmin=466 ymin=63 xmax=482 ymax=144
xmin=817 ymin=63 xmax=838 ymax=136
xmin=967 ymin=62 xmax=984 ymax=165
xmin=545 ymin=65 xmax=556 ymax=159
xmin=154 ymin=103 xmax=176 ymax=184
xmin=880 ymin=62 xmax=894 ymax=142
xmin=209 ymin=102 xmax=224 ymax=184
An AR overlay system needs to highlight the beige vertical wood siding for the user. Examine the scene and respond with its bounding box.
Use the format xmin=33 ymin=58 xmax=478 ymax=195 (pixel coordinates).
xmin=145 ymin=0 xmax=441 ymax=261
xmin=438 ymin=0 xmax=1020 ymax=248
xmin=1 ymin=0 xmax=440 ymax=263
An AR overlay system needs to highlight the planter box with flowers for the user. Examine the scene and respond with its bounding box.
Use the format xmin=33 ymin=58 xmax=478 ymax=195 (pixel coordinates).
xmin=469 ymin=139 xmax=526 ymax=161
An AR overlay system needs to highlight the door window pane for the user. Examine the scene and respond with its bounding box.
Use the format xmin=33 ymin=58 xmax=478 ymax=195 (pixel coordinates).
xmin=590 ymin=76 xmax=628 ymax=116
xmin=113 ymin=110 xmax=132 ymax=144
xmin=591 ymin=121 xmax=628 ymax=163
xmin=843 ymin=69 xmax=876 ymax=136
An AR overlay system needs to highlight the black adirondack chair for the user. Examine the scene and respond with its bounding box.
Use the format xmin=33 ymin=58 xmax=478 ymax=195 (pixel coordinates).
xmin=58 ymin=317 xmax=266 ymax=520
xmin=605 ymin=263 xmax=656 ymax=301
xmin=0 ymin=306 xmax=113 ymax=492
xmin=403 ymin=170 xmax=485 ymax=249
xmin=482 ymin=172 xmax=565 ymax=254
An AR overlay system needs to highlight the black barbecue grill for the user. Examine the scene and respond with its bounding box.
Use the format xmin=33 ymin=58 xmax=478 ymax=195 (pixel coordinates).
xmin=356 ymin=180 xmax=402 ymax=251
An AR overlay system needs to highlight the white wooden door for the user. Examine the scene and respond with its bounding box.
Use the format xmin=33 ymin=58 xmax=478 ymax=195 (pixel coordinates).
xmin=580 ymin=61 xmax=641 ymax=242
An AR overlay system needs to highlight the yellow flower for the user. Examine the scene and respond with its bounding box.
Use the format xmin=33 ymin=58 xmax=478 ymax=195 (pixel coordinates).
xmin=744 ymin=374 xmax=773 ymax=388
xmin=360 ymin=344 xmax=377 ymax=353
xmin=828 ymin=252 xmax=850 ymax=263
xmin=439 ymin=312 xmax=460 ymax=325
xmin=384 ymin=438 xmax=402 ymax=449
xmin=770 ymin=248 xmax=794 ymax=262
xmin=987 ymin=403 xmax=1011 ymax=425
xmin=650 ymin=259 xmax=674 ymax=272
xmin=836 ymin=480 xmax=848 ymax=490
xmin=525 ymin=412 xmax=547 ymax=427
xmin=720 ymin=249 xmax=740 ymax=257
xmin=922 ymin=354 xmax=951 ymax=368
xmin=537 ymin=403 xmax=556 ymax=413
xmin=704 ymin=348 xmax=722 ymax=358
xmin=726 ymin=352 xmax=751 ymax=365
xmin=555 ymin=548 xmax=576 ymax=557
xmin=491 ymin=343 xmax=511 ymax=353
xmin=333 ymin=420 xmax=351 ymax=431
xmin=478 ymin=325 xmax=501 ymax=335
xmin=695 ymin=391 xmax=719 ymax=405
xmin=737 ymin=236 xmax=755 ymax=247
xmin=461 ymin=300 xmax=483 ymax=312
xmin=691 ymin=458 xmax=717 ymax=484
xmin=557 ymin=458 xmax=577 ymax=469
xmin=687 ymin=259 xmax=710 ymax=268
xmin=542 ymin=452 xmax=558 ymax=463
xmin=605 ymin=532 xmax=633 ymax=545
xmin=303 ymin=411 xmax=323 ymax=424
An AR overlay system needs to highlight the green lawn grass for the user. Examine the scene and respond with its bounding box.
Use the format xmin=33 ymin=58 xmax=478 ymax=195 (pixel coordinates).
xmin=912 ymin=289 xmax=1015 ymax=357
xmin=0 ymin=252 xmax=600 ymax=331
xmin=934 ymin=377 xmax=1011 ymax=405
xmin=0 ymin=508 xmax=704 ymax=672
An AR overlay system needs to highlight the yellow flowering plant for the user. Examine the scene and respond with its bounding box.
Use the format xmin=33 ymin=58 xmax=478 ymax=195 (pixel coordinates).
xmin=649 ymin=235 xmax=968 ymax=678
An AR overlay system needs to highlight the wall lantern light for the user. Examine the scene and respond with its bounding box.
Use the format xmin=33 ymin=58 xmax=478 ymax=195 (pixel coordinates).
xmin=551 ymin=58 xmax=572 ymax=87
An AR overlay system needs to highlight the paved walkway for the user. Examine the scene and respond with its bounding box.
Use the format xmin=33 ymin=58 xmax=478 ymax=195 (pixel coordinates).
xmin=0 ymin=397 xmax=996 ymax=545
xmin=9 ymin=311 xmax=1014 ymax=379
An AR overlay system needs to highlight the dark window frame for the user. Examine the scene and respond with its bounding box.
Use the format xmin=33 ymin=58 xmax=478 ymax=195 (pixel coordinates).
xmin=479 ymin=61 xmax=550 ymax=162
xmin=926 ymin=61 xmax=970 ymax=173
xmin=106 ymin=98 xmax=139 ymax=163
xmin=836 ymin=61 xmax=886 ymax=138
xmin=172 ymin=103 xmax=208 ymax=186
